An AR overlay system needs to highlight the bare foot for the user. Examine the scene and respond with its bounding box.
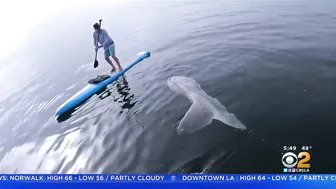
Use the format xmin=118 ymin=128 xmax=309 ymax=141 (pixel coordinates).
xmin=110 ymin=68 xmax=116 ymax=74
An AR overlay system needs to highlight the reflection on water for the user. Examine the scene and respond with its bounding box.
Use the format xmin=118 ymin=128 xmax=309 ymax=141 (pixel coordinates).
xmin=101 ymin=76 xmax=138 ymax=112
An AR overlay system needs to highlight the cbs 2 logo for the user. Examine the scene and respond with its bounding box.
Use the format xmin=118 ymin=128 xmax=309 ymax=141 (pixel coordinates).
xmin=282 ymin=152 xmax=310 ymax=168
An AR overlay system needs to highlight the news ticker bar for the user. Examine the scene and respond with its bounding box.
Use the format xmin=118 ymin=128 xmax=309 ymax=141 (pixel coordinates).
xmin=0 ymin=174 xmax=335 ymax=183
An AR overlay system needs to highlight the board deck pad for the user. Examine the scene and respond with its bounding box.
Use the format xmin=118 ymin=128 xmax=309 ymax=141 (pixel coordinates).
xmin=88 ymin=74 xmax=111 ymax=84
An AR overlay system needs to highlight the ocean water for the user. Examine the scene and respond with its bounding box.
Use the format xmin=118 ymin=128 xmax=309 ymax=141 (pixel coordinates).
xmin=0 ymin=0 xmax=336 ymax=173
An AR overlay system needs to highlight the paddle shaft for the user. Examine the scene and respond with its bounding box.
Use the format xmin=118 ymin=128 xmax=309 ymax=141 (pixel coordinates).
xmin=94 ymin=19 xmax=102 ymax=66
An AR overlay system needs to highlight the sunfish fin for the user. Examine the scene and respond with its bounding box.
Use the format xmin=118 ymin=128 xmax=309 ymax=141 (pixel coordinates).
xmin=177 ymin=101 xmax=214 ymax=134
xmin=210 ymin=97 xmax=247 ymax=130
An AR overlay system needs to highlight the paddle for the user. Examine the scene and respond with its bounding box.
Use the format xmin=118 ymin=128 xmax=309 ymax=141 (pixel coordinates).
xmin=94 ymin=19 xmax=103 ymax=68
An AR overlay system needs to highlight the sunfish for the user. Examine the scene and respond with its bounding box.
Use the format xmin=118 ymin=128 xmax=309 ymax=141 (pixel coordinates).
xmin=167 ymin=76 xmax=246 ymax=134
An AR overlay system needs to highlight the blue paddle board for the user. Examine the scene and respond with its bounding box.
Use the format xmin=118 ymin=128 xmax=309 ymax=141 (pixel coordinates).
xmin=55 ymin=51 xmax=151 ymax=116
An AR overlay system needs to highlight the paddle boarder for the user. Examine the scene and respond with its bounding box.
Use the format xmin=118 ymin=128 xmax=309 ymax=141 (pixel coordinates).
xmin=93 ymin=23 xmax=123 ymax=73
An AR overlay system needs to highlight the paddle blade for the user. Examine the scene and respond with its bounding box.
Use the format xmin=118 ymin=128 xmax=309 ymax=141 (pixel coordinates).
xmin=94 ymin=60 xmax=99 ymax=68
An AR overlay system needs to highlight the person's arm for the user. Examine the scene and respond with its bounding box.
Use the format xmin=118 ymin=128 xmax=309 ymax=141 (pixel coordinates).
xmin=93 ymin=32 xmax=98 ymax=48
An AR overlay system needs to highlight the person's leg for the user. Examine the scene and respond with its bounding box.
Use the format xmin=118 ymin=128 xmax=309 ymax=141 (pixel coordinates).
xmin=105 ymin=57 xmax=116 ymax=73
xmin=112 ymin=55 xmax=122 ymax=71
xmin=104 ymin=49 xmax=116 ymax=73
xmin=109 ymin=44 xmax=123 ymax=71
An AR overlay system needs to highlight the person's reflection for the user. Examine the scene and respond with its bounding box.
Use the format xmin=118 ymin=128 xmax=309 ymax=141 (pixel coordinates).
xmin=98 ymin=76 xmax=137 ymax=110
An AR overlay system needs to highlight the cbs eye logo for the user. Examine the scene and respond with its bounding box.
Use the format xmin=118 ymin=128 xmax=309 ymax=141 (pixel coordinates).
xmin=282 ymin=152 xmax=310 ymax=168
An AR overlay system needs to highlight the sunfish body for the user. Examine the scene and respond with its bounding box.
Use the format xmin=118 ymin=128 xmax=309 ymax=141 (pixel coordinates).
xmin=167 ymin=76 xmax=246 ymax=134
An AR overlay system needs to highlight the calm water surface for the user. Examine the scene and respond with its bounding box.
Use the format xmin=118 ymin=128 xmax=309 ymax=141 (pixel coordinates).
xmin=1 ymin=1 xmax=336 ymax=173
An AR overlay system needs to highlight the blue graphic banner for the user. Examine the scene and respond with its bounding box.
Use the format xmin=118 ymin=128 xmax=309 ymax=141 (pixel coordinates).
xmin=0 ymin=174 xmax=335 ymax=189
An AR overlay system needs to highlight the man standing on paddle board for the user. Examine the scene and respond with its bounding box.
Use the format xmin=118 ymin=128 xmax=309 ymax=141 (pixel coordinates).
xmin=93 ymin=23 xmax=123 ymax=73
